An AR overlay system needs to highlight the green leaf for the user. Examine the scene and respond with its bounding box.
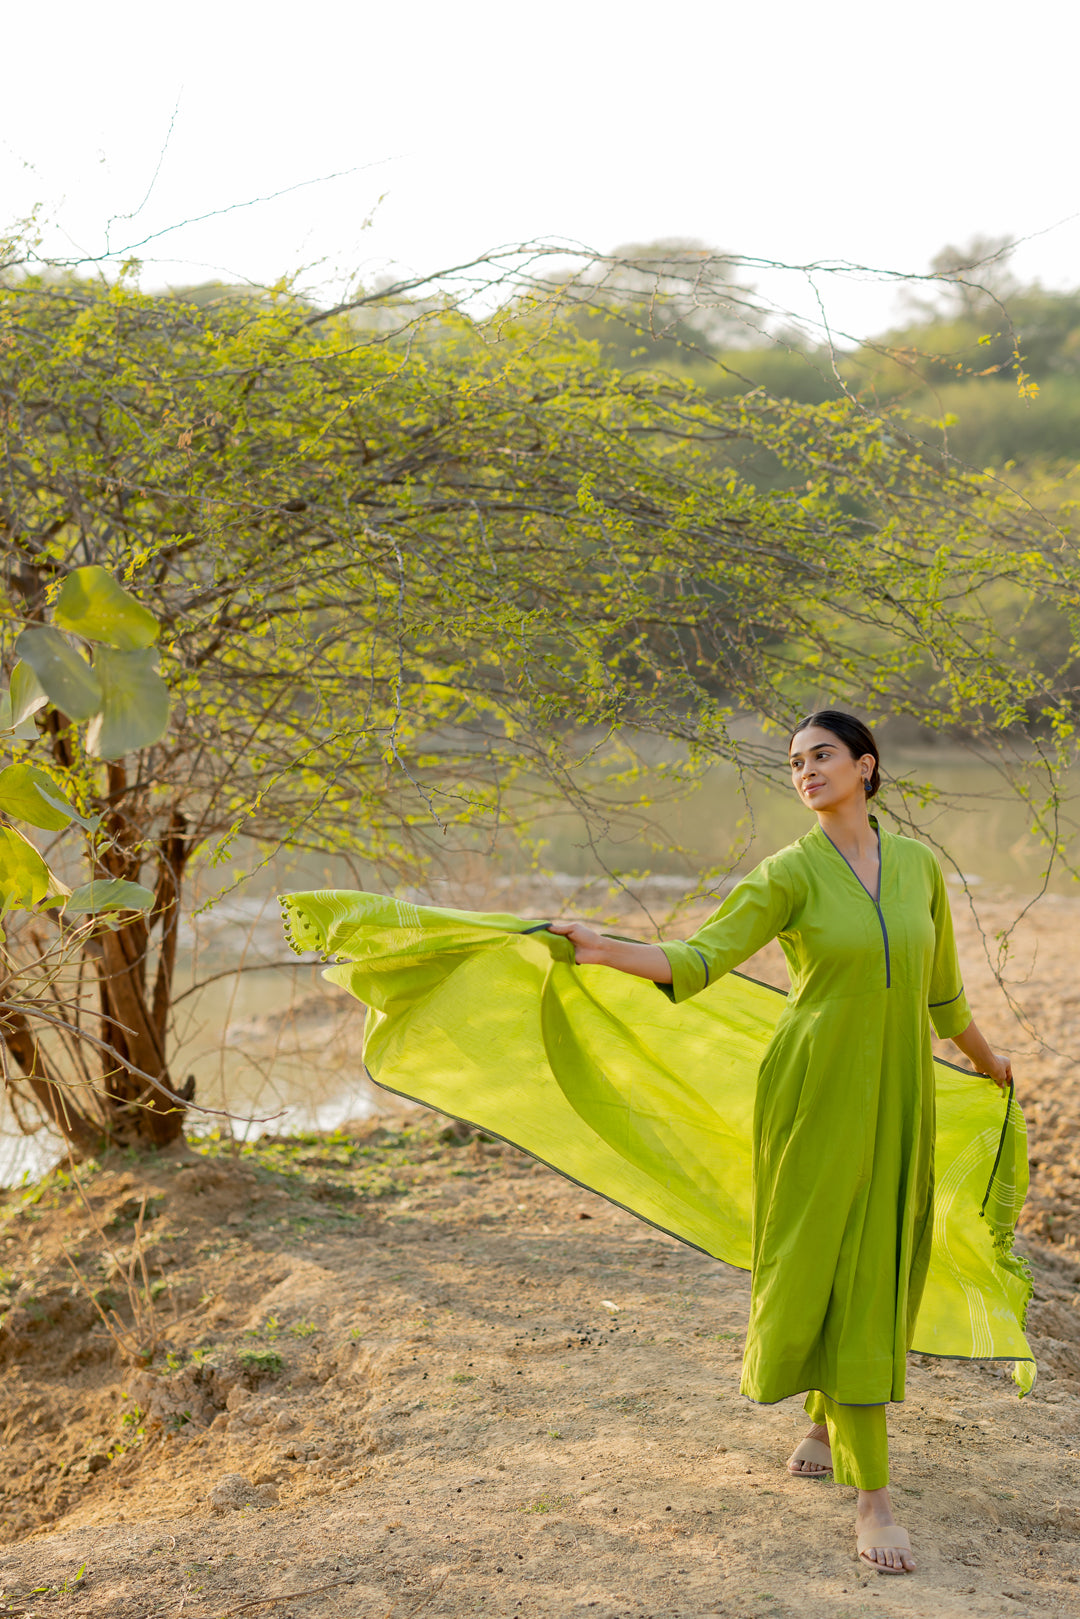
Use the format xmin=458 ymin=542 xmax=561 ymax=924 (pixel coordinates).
xmin=35 ymin=786 xmax=101 ymax=833
xmin=0 ymin=764 xmax=75 ymax=830
xmin=0 ymin=826 xmax=51 ymax=913
xmin=14 ymin=627 xmax=103 ymax=721
xmin=64 ymin=878 xmax=156 ymax=915
xmin=54 ymin=566 xmax=159 ymax=650
xmin=0 ymin=693 xmax=42 ymax=742
xmin=85 ymin=648 xmax=170 ymax=759
xmin=9 ymin=661 xmax=48 ymax=728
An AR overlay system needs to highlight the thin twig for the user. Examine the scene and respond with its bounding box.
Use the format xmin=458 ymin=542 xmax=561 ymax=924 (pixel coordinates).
xmin=211 ymin=1575 xmax=364 ymax=1616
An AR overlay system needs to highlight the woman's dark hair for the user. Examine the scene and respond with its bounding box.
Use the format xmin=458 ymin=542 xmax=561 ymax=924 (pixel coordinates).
xmin=788 ymin=709 xmax=881 ymax=798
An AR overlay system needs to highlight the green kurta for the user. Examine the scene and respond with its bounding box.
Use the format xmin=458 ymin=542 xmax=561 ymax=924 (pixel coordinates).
xmin=279 ymin=827 xmax=1034 ymax=1406
xmin=656 ymin=819 xmax=972 ymax=1406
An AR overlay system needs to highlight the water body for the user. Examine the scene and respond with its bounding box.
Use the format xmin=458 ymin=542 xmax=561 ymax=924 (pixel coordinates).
xmin=531 ymin=742 xmax=1077 ymax=894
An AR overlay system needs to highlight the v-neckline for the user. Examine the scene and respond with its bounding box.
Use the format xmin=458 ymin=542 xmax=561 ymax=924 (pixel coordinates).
xmin=817 ymin=818 xmax=884 ymax=906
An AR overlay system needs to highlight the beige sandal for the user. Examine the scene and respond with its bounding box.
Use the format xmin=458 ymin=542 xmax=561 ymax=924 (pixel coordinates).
xmin=857 ymin=1525 xmax=913 ymax=1575
xmin=787 ymin=1436 xmax=832 ymax=1477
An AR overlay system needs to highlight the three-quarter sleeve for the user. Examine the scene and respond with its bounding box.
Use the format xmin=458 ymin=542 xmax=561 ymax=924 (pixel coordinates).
xmin=656 ymin=857 xmax=793 ymax=1004
xmin=927 ymin=859 xmax=972 ymax=1039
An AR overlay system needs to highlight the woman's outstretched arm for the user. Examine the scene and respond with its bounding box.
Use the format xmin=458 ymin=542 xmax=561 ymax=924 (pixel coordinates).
xmin=949 ymin=1019 xmax=1013 ymax=1089
xmin=551 ymin=864 xmax=790 ymax=1003
xmin=547 ymin=921 xmax=673 ymax=983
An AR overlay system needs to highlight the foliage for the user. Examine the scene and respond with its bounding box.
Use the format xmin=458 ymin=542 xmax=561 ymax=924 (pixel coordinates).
xmin=0 ymin=567 xmax=168 ymax=1150
xmin=236 ymin=1347 xmax=284 ymax=1376
xmin=1 ymin=251 xmax=1079 ymax=1153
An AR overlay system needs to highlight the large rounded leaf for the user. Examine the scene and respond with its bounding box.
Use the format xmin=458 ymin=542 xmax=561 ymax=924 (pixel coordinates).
xmin=0 ymin=826 xmax=51 ymax=913
xmin=64 ymin=878 xmax=155 ymax=915
xmin=9 ymin=660 xmax=48 ymax=728
xmin=14 ymin=627 xmax=103 ymax=721
xmin=0 ymin=763 xmax=75 ymax=830
xmin=54 ymin=566 xmax=159 ymax=651
xmin=85 ymin=647 xmax=170 ymax=759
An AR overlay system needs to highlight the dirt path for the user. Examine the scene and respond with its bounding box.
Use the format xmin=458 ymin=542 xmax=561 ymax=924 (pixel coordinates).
xmin=1 ymin=1117 xmax=1079 ymax=1619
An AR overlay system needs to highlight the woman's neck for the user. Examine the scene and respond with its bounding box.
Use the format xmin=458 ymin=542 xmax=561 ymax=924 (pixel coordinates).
xmin=817 ymin=799 xmax=876 ymax=857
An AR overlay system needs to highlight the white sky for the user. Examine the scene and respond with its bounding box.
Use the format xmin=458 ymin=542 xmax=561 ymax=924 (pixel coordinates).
xmin=4 ymin=0 xmax=1079 ymax=341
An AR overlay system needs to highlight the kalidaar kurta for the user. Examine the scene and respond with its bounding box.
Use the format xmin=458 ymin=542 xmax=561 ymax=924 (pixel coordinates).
xmin=279 ymin=820 xmax=1034 ymax=1404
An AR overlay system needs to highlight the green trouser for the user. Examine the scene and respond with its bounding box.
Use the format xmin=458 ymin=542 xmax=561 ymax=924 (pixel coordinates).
xmin=804 ymin=1390 xmax=889 ymax=1490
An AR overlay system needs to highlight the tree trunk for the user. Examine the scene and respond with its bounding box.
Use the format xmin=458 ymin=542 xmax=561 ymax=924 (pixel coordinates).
xmin=96 ymin=923 xmax=183 ymax=1146
xmin=0 ymin=1007 xmax=105 ymax=1157
xmin=92 ymin=786 xmax=190 ymax=1148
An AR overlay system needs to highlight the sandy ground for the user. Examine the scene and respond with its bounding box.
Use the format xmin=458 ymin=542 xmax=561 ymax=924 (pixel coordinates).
xmin=1 ymin=1113 xmax=1079 ymax=1619
xmin=2 ymin=883 xmax=1080 ymax=1619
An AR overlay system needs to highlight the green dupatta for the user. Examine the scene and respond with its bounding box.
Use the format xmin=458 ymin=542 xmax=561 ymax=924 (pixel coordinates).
xmin=280 ymin=889 xmax=1034 ymax=1393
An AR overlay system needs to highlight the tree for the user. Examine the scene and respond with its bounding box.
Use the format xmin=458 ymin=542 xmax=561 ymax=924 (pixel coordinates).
xmin=564 ymin=238 xmax=759 ymax=363
xmin=914 ymin=235 xmax=1021 ymax=320
xmin=0 ymin=567 xmax=167 ymax=1151
xmin=1 ymin=255 xmax=1077 ymax=1154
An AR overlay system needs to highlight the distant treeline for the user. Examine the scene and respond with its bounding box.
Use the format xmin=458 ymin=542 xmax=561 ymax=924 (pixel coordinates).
xmin=569 ymin=236 xmax=1080 ymax=473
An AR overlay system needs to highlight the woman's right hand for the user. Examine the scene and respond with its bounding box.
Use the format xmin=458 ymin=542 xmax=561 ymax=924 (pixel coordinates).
xmin=547 ymin=920 xmax=611 ymax=965
xmin=547 ymin=923 xmax=674 ymax=984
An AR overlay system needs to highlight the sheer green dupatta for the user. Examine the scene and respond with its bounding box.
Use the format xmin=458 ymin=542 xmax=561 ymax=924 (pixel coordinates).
xmin=919 ymin=1065 xmax=1034 ymax=1391
xmin=280 ymin=889 xmax=1034 ymax=1393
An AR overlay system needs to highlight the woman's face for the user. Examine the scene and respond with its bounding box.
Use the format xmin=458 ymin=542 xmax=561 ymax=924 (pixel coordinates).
xmin=788 ymin=725 xmax=875 ymax=813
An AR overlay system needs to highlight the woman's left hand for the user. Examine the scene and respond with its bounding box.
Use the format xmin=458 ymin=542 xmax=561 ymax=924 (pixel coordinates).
xmin=950 ymin=1021 xmax=1013 ymax=1091
xmin=983 ymin=1052 xmax=1013 ymax=1090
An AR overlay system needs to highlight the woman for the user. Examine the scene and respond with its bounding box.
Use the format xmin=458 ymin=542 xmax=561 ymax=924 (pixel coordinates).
xmin=281 ymin=709 xmax=1026 ymax=1576
xmin=548 ymin=710 xmax=1012 ymax=1576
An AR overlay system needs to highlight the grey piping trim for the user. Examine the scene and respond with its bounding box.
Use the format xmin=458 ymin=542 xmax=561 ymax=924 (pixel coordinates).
xmin=819 ymin=823 xmax=890 ymax=990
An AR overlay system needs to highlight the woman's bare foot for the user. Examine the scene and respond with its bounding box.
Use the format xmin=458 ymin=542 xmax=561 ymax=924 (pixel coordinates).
xmin=787 ymin=1422 xmax=831 ymax=1476
xmin=856 ymin=1487 xmax=915 ymax=1574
